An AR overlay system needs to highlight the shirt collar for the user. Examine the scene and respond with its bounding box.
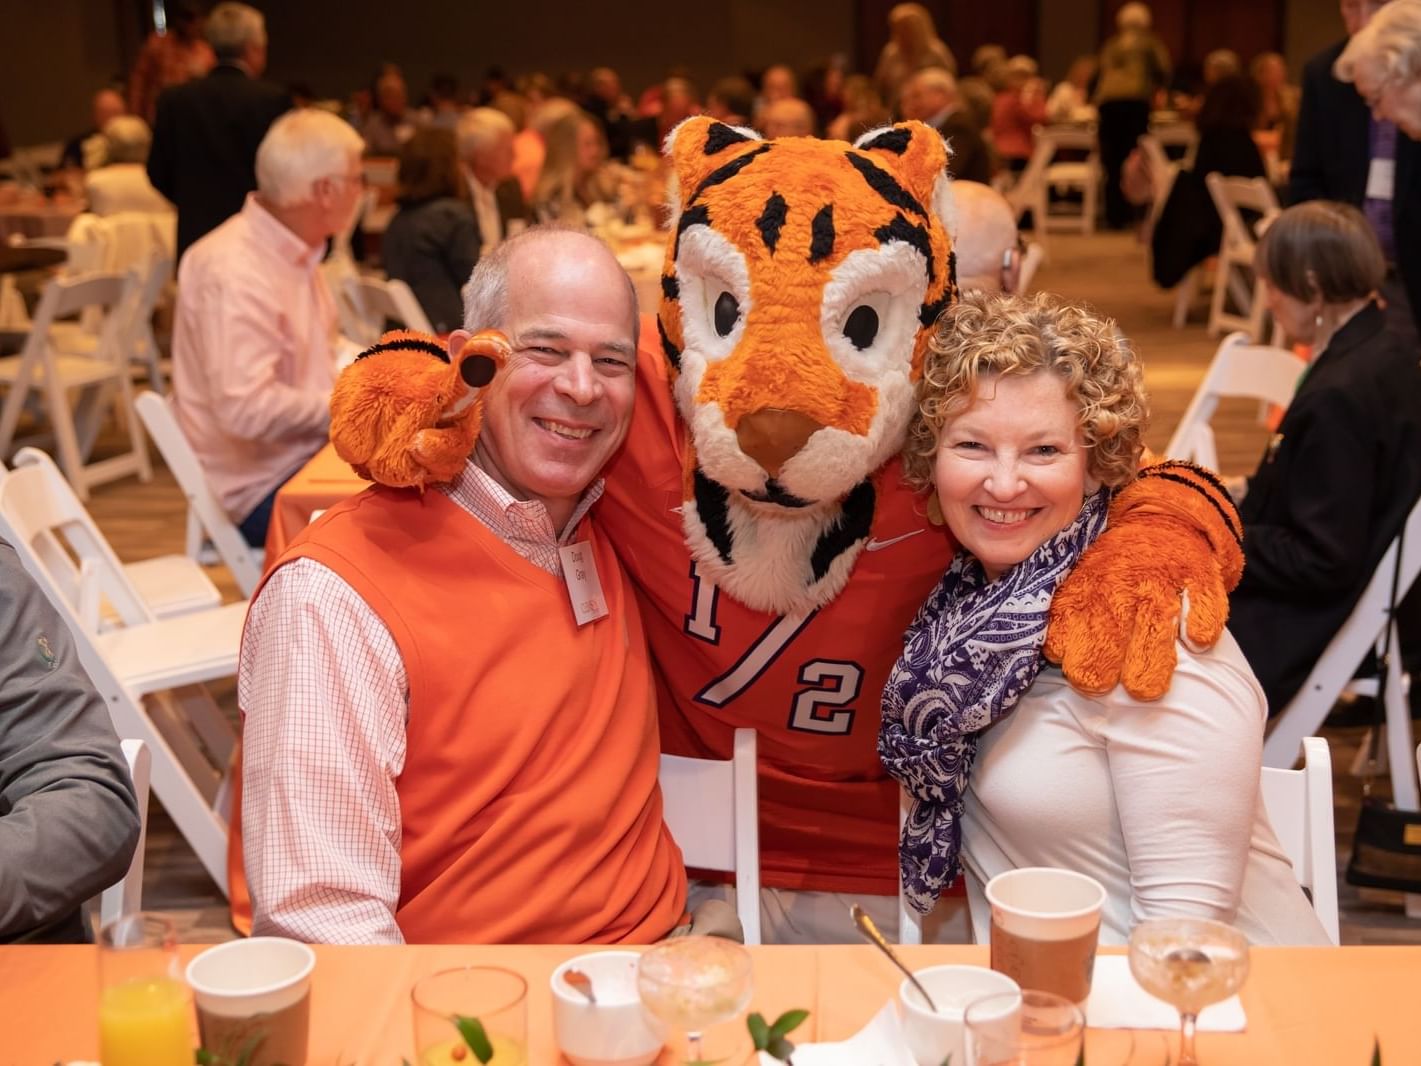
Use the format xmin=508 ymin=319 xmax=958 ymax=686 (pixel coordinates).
xmin=239 ymin=193 xmax=326 ymax=271
xmin=449 ymin=459 xmax=604 ymax=542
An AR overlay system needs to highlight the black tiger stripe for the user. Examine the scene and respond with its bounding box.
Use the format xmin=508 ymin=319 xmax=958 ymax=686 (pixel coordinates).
xmin=947 ymin=248 xmax=958 ymax=296
xmin=875 ymin=213 xmax=936 ymax=283
xmin=858 ymin=127 xmax=912 ymax=154
xmin=808 ymin=204 xmax=836 ymax=264
xmin=919 ymin=294 xmax=949 ymax=328
xmin=757 ymin=191 xmax=788 ymax=254
xmin=843 ymin=151 xmax=928 ymax=219
xmin=810 ymin=478 xmax=875 ymax=581
xmin=661 ymin=273 xmax=680 ymax=301
xmin=693 ymin=468 xmax=735 ymax=563
xmin=674 ymin=203 xmax=711 ymax=259
xmin=704 ymin=122 xmax=755 ymax=154
xmin=1148 ymin=458 xmax=1234 ymax=504
xmin=689 ymin=144 xmax=772 ymax=205
xmin=657 ymin=314 xmax=682 ymax=372
xmin=355 ymin=335 xmax=450 ymax=363
xmin=1137 ymin=468 xmax=1244 ymax=544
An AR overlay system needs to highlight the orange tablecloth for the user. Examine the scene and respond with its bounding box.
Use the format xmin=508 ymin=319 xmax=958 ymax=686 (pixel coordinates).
xmin=265 ymin=443 xmax=368 ymax=564
xmin=4 ymin=943 xmax=1419 ymax=1064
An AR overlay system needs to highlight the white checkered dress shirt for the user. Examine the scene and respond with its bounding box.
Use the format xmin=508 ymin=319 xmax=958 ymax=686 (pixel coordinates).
xmin=239 ymin=462 xmax=603 ymax=943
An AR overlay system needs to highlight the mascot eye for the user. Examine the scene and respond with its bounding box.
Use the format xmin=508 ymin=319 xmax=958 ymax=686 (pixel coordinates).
xmin=843 ymin=304 xmax=880 ymax=350
xmin=714 ymin=291 xmax=741 ymax=337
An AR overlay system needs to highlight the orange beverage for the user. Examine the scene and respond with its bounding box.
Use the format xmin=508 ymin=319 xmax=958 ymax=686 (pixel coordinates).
xmin=99 ymin=976 xmax=192 ymax=1066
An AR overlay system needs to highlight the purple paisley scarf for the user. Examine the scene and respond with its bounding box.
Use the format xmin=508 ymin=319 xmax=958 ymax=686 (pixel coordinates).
xmin=879 ymin=489 xmax=1110 ymax=914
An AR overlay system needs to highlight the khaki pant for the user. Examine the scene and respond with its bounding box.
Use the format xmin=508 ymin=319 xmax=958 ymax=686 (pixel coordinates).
xmin=685 ymin=881 xmax=972 ymax=945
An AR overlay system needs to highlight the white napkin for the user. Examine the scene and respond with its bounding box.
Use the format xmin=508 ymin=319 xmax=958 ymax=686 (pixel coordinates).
xmin=1085 ymin=955 xmax=1246 ymax=1032
xmin=756 ymin=1002 xmax=914 ymax=1066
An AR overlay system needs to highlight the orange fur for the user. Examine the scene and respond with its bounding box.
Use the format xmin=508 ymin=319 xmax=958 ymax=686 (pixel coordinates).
xmin=329 ymin=329 xmax=509 ymax=488
xmin=1045 ymin=460 xmax=1244 ymax=701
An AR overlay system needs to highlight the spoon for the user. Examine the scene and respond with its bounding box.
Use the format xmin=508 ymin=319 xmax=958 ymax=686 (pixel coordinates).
xmin=563 ymin=967 xmax=597 ymax=1005
xmin=850 ymin=903 xmax=939 ymax=1013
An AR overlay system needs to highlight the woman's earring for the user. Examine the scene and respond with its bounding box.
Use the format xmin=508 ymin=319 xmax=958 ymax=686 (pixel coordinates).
xmin=1315 ymin=313 xmax=1324 ymax=330
xmin=927 ymin=493 xmax=945 ymax=526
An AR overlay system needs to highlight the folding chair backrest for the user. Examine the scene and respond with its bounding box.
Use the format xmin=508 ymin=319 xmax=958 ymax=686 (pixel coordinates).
xmin=99 ymin=738 xmax=151 ymax=925
xmin=1206 ymin=173 xmax=1279 ymax=252
xmin=134 ymin=391 xmax=263 ymax=597
xmin=1165 ymin=331 xmax=1306 ymax=468
xmin=1265 ymin=494 xmax=1421 ymax=802
xmin=345 ymin=275 xmax=435 ymax=338
xmin=1259 ymin=737 xmax=1340 ymax=944
xmin=1137 ymin=134 xmax=1175 ymax=202
xmin=1 ymin=448 xmax=154 ymax=630
xmin=658 ymin=728 xmax=761 ymax=943
xmin=1005 ymin=134 xmax=1057 ymax=219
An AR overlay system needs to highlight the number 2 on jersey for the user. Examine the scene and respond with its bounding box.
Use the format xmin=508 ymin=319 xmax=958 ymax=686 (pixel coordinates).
xmin=684 ymin=563 xmax=863 ymax=735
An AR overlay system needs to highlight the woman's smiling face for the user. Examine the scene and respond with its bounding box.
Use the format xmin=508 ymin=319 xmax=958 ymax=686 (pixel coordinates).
xmin=934 ymin=371 xmax=1097 ymax=580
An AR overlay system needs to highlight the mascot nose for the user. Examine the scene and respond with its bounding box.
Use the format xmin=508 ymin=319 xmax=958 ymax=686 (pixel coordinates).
xmin=460 ymin=355 xmax=497 ymax=388
xmin=735 ymin=409 xmax=826 ymax=478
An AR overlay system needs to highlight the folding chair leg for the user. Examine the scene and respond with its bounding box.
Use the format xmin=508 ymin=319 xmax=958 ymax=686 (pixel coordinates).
xmin=1172 ymin=271 xmax=1197 ymax=329
xmin=1384 ymin=640 xmax=1418 ymax=810
xmin=44 ymin=354 xmax=91 ymax=500
xmin=117 ymin=369 xmax=153 ymax=483
xmin=160 ymin=683 xmax=237 ymax=770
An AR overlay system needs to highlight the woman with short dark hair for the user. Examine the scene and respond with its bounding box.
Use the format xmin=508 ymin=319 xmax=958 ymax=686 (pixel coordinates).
xmin=381 ymin=126 xmax=480 ymax=333
xmin=1229 ymin=200 xmax=1421 ymax=712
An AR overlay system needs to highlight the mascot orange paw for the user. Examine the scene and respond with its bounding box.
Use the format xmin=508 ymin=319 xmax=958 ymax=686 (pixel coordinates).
xmin=329 ymin=329 xmax=509 ymax=489
xmin=1045 ymin=460 xmax=1244 ymax=701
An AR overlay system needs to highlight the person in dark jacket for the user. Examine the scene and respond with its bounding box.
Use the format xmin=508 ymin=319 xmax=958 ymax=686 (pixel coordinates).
xmin=381 ymin=127 xmax=480 ymax=334
xmin=1151 ymin=75 xmax=1267 ymax=290
xmin=1228 ymin=201 xmax=1421 ymax=713
xmin=0 ymin=539 xmax=140 ymax=943
xmin=147 ymin=2 xmax=290 ymax=260
xmin=1292 ymin=0 xmax=1419 ymax=346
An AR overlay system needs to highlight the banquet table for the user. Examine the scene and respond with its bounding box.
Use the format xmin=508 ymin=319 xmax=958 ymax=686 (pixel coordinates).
xmin=0 ymin=244 xmax=66 ymax=274
xmin=3 ymin=943 xmax=1418 ymax=1064
xmin=0 ymin=199 xmax=82 ymax=243
xmin=266 ymin=443 xmax=368 ymax=563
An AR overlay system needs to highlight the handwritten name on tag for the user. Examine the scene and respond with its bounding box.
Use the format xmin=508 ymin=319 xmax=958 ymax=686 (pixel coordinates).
xmin=559 ymin=542 xmax=608 ymax=625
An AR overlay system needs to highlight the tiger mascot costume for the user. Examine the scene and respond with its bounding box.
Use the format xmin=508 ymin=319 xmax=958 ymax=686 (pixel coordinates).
xmin=326 ymin=117 xmax=1243 ymax=935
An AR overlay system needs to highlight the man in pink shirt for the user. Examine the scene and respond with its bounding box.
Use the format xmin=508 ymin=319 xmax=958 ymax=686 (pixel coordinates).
xmin=172 ymin=109 xmax=365 ymax=547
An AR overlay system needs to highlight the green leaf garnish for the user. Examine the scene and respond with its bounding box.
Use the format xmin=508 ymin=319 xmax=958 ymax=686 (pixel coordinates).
xmin=454 ymin=1014 xmax=494 ymax=1064
xmin=748 ymin=1009 xmax=808 ymax=1061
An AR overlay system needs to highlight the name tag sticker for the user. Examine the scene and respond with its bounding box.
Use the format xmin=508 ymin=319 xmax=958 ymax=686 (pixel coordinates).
xmin=1366 ymin=157 xmax=1396 ymax=201
xmin=559 ymin=542 xmax=608 ymax=625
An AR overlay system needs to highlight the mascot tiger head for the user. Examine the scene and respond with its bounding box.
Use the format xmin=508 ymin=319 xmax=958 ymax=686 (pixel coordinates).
xmin=660 ymin=116 xmax=957 ymax=615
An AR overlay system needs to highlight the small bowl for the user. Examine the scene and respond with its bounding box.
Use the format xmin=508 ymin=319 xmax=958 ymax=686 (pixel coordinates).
xmin=551 ymin=951 xmax=667 ymax=1066
xmin=899 ymin=964 xmax=1020 ymax=1066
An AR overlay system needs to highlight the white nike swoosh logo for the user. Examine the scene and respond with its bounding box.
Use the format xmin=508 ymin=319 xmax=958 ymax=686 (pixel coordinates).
xmin=669 ymin=505 xmax=683 ymax=514
xmin=865 ymin=529 xmax=925 ymax=552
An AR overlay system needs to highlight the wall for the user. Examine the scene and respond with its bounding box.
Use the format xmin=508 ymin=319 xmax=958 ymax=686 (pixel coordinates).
xmin=260 ymin=0 xmax=856 ymax=107
xmin=0 ymin=0 xmax=139 ymax=148
xmin=1284 ymin=1 xmax=1345 ymax=77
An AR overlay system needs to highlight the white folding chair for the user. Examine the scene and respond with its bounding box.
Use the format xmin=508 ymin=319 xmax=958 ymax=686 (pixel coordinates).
xmin=1016 ymin=241 xmax=1046 ymax=295
xmin=0 ymin=446 xmax=245 ymax=893
xmin=0 ymin=272 xmax=152 ymax=499
xmin=99 ymin=738 xmax=151 ymax=926
xmin=1164 ymin=330 xmax=1307 ymax=471
xmin=1261 ymin=737 xmax=1340 ymax=944
xmin=1205 ymin=173 xmax=1280 ymax=340
xmin=1149 ymin=120 xmax=1199 ymax=169
xmin=658 ymin=728 xmax=761 ymax=944
xmin=1265 ymin=496 xmax=1421 ymax=812
xmin=1005 ymin=125 xmax=1100 ymax=253
xmin=6 ymin=447 xmax=221 ymax=624
xmin=134 ymin=390 xmax=264 ymax=597
xmin=343 ymin=274 xmax=434 ymax=345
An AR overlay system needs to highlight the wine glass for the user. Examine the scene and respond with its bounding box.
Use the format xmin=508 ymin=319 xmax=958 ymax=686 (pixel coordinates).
xmin=1127 ymin=918 xmax=1250 ymax=1066
xmin=636 ymin=937 xmax=753 ymax=1065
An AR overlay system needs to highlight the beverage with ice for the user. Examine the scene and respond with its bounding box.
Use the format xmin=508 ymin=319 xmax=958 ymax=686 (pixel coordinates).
xmin=1128 ymin=917 xmax=1250 ymax=1066
xmin=637 ymin=937 xmax=752 ymax=1063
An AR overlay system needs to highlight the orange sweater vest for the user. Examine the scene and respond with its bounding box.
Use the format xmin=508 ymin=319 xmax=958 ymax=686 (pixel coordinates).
xmin=244 ymin=485 xmax=686 ymax=943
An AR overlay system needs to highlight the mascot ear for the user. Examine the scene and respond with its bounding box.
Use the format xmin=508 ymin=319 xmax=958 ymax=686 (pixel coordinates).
xmin=664 ymin=115 xmax=765 ymax=226
xmin=852 ymin=121 xmax=956 ymax=238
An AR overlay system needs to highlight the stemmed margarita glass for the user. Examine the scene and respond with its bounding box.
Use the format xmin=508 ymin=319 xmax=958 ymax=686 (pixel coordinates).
xmin=1128 ymin=917 xmax=1250 ymax=1066
xmin=636 ymin=937 xmax=753 ymax=1064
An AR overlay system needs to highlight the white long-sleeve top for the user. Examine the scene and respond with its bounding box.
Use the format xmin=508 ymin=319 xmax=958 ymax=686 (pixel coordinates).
xmin=960 ymin=630 xmax=1331 ymax=946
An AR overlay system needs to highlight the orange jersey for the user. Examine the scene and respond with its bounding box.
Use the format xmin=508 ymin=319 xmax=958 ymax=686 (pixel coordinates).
xmin=602 ymin=318 xmax=959 ymax=895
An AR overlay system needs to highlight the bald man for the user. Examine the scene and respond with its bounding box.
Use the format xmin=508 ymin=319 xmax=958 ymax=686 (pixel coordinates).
xmin=760 ymin=97 xmax=816 ymax=138
xmin=951 ymin=180 xmax=1025 ymax=294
